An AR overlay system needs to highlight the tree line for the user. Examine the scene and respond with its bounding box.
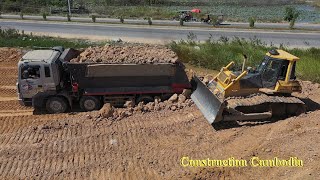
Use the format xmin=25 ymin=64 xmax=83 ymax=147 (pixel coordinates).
xmin=0 ymin=0 xmax=208 ymax=11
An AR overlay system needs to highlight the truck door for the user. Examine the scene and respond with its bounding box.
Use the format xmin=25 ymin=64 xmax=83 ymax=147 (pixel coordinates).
xmin=19 ymin=65 xmax=43 ymax=99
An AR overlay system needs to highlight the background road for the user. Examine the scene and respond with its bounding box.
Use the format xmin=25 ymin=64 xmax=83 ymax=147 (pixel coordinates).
xmin=0 ymin=20 xmax=319 ymax=47
xmin=2 ymin=14 xmax=320 ymax=31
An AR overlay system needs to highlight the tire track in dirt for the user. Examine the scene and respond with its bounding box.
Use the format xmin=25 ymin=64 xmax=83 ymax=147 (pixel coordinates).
xmin=0 ymin=107 xmax=203 ymax=179
xmin=0 ymin=87 xmax=16 ymax=97
xmin=0 ymin=66 xmax=18 ymax=87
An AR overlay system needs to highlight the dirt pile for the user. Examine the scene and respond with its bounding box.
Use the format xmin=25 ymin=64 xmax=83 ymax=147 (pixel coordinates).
xmin=299 ymin=80 xmax=320 ymax=97
xmin=0 ymin=48 xmax=22 ymax=63
xmin=70 ymin=45 xmax=179 ymax=64
xmin=94 ymin=93 xmax=193 ymax=121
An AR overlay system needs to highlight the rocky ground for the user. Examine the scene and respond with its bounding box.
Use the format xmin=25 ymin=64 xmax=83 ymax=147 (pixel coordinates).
xmin=0 ymin=48 xmax=319 ymax=179
xmin=70 ymin=45 xmax=179 ymax=64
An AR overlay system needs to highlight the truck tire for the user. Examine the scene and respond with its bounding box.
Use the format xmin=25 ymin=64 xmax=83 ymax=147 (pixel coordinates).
xmin=80 ymin=96 xmax=101 ymax=112
xmin=46 ymin=97 xmax=68 ymax=114
xmin=136 ymin=95 xmax=154 ymax=104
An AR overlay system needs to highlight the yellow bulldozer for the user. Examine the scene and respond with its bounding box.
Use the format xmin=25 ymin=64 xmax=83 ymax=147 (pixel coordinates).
xmin=191 ymin=49 xmax=306 ymax=124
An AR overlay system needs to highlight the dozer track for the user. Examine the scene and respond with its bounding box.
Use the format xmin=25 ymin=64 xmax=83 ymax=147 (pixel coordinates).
xmin=225 ymin=94 xmax=306 ymax=120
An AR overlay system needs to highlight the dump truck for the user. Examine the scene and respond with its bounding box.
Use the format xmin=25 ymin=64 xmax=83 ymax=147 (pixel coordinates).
xmin=17 ymin=47 xmax=191 ymax=113
xmin=191 ymin=49 xmax=306 ymax=124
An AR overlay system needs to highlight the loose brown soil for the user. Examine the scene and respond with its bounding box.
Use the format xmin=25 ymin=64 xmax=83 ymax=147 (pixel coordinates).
xmin=0 ymin=48 xmax=319 ymax=179
xmin=71 ymin=45 xmax=179 ymax=64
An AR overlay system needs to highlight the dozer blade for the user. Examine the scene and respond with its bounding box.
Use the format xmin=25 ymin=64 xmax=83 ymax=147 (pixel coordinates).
xmin=190 ymin=76 xmax=224 ymax=124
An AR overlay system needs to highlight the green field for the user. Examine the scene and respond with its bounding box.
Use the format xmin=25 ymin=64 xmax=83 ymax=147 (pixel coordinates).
xmin=1 ymin=0 xmax=319 ymax=22
xmin=92 ymin=4 xmax=319 ymax=22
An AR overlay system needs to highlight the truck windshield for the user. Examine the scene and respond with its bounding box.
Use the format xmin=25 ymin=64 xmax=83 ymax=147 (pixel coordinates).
xmin=21 ymin=66 xmax=40 ymax=79
xmin=256 ymin=56 xmax=269 ymax=73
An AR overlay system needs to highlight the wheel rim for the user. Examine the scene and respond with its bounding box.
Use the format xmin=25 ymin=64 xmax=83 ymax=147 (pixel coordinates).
xmin=50 ymin=100 xmax=63 ymax=112
xmin=84 ymin=99 xmax=96 ymax=110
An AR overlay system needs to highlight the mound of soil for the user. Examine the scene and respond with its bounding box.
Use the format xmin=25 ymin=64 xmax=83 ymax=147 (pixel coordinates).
xmin=95 ymin=93 xmax=193 ymax=121
xmin=70 ymin=45 xmax=179 ymax=64
xmin=0 ymin=48 xmax=22 ymax=63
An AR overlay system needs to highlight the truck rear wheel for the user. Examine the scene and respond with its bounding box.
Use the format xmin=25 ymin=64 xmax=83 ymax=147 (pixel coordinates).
xmin=46 ymin=97 xmax=68 ymax=114
xmin=80 ymin=96 xmax=101 ymax=112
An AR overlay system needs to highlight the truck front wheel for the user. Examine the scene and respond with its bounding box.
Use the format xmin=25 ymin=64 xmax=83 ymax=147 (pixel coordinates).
xmin=80 ymin=96 xmax=101 ymax=112
xmin=46 ymin=97 xmax=68 ymax=114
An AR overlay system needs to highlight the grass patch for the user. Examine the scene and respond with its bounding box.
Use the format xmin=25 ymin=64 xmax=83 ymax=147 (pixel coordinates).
xmin=0 ymin=27 xmax=99 ymax=48
xmin=170 ymin=34 xmax=320 ymax=83
xmin=93 ymin=6 xmax=176 ymax=20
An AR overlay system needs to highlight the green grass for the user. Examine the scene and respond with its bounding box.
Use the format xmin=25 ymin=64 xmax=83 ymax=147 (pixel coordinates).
xmin=170 ymin=35 xmax=320 ymax=83
xmin=0 ymin=27 xmax=99 ymax=48
xmin=290 ymin=48 xmax=320 ymax=83
xmin=88 ymin=4 xmax=320 ymax=23
xmin=93 ymin=6 xmax=176 ymax=20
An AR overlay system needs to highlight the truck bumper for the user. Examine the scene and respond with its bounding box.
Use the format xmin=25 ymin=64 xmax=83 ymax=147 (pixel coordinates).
xmin=18 ymin=99 xmax=25 ymax=106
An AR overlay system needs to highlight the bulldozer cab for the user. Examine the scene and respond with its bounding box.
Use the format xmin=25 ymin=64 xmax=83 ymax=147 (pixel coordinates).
xmin=258 ymin=55 xmax=293 ymax=88
xmin=257 ymin=49 xmax=300 ymax=93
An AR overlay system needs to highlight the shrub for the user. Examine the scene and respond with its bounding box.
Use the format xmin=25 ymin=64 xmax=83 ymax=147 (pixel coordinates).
xmin=42 ymin=12 xmax=47 ymax=21
xmin=0 ymin=27 xmax=21 ymax=38
xmin=67 ymin=14 xmax=71 ymax=21
xmin=179 ymin=18 xmax=184 ymax=26
xmin=249 ymin=17 xmax=256 ymax=28
xmin=120 ymin=16 xmax=124 ymax=23
xmin=91 ymin=15 xmax=96 ymax=23
xmin=210 ymin=16 xmax=219 ymax=26
xmin=148 ymin=17 xmax=152 ymax=25
xmin=20 ymin=12 xmax=24 ymax=19
xmin=284 ymin=7 xmax=299 ymax=29
xmin=289 ymin=19 xmax=296 ymax=29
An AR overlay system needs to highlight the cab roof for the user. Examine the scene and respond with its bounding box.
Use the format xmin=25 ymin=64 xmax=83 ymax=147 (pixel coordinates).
xmin=21 ymin=50 xmax=60 ymax=63
xmin=266 ymin=49 xmax=300 ymax=61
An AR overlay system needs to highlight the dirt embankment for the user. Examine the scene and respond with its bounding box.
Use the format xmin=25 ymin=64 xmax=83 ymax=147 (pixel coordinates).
xmin=0 ymin=47 xmax=22 ymax=64
xmin=0 ymin=47 xmax=319 ymax=179
xmin=71 ymin=45 xmax=179 ymax=64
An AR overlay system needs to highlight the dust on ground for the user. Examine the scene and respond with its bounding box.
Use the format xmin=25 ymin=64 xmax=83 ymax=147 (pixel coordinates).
xmin=0 ymin=48 xmax=319 ymax=179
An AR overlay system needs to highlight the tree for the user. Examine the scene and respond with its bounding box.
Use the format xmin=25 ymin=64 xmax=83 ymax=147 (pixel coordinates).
xmin=284 ymin=7 xmax=299 ymax=29
xmin=249 ymin=17 xmax=256 ymax=28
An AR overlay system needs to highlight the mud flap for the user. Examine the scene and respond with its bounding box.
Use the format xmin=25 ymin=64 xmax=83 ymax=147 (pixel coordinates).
xmin=190 ymin=76 xmax=225 ymax=124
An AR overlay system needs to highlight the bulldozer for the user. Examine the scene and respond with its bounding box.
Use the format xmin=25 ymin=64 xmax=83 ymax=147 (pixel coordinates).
xmin=191 ymin=49 xmax=306 ymax=124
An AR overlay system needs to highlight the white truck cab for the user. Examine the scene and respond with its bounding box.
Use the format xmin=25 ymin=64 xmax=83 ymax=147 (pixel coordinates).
xmin=17 ymin=47 xmax=63 ymax=106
